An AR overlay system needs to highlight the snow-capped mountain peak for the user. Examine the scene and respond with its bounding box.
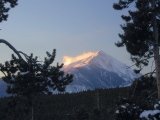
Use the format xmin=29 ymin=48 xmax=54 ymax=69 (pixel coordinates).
xmin=63 ymin=51 xmax=141 ymax=93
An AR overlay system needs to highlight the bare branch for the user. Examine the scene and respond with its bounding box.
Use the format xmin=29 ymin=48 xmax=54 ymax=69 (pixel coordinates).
xmin=148 ymin=91 xmax=157 ymax=99
xmin=141 ymin=69 xmax=156 ymax=77
xmin=19 ymin=51 xmax=29 ymax=60
xmin=0 ymin=39 xmax=26 ymax=63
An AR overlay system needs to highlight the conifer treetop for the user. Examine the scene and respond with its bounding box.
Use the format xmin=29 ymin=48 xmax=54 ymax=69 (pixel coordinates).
xmin=113 ymin=0 xmax=160 ymax=73
xmin=0 ymin=40 xmax=73 ymax=97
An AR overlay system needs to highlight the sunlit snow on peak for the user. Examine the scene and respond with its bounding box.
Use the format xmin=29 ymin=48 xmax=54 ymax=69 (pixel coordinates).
xmin=63 ymin=51 xmax=96 ymax=66
xmin=63 ymin=50 xmax=116 ymax=69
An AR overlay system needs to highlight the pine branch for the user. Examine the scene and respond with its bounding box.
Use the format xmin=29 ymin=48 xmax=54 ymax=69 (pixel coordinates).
xmin=126 ymin=56 xmax=154 ymax=69
xmin=131 ymin=70 xmax=156 ymax=98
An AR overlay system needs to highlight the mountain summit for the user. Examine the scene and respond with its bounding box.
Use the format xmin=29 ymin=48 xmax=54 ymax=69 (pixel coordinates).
xmin=63 ymin=51 xmax=140 ymax=93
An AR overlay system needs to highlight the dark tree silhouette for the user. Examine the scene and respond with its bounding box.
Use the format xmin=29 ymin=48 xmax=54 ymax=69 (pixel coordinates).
xmin=0 ymin=0 xmax=18 ymax=22
xmin=0 ymin=39 xmax=73 ymax=120
xmin=113 ymin=0 xmax=160 ymax=98
xmin=0 ymin=40 xmax=73 ymax=97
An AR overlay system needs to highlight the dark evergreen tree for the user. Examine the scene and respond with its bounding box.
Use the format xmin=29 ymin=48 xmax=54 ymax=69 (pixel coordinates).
xmin=0 ymin=87 xmax=130 ymax=119
xmin=0 ymin=49 xmax=73 ymax=97
xmin=113 ymin=0 xmax=160 ymax=98
xmin=0 ymin=0 xmax=18 ymax=22
xmin=115 ymin=75 xmax=158 ymax=120
xmin=0 ymin=40 xmax=73 ymax=119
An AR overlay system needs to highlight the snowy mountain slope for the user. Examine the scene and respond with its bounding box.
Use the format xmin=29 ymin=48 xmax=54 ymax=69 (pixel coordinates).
xmin=63 ymin=51 xmax=141 ymax=93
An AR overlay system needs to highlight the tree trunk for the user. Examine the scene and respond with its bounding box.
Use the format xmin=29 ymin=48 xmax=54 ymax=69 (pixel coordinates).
xmin=96 ymin=90 xmax=100 ymax=109
xmin=154 ymin=46 xmax=160 ymax=98
xmin=31 ymin=105 xmax=34 ymax=120
xmin=151 ymin=0 xmax=160 ymax=99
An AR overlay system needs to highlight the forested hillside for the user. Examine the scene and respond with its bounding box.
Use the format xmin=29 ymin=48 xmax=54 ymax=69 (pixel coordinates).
xmin=0 ymin=87 xmax=129 ymax=120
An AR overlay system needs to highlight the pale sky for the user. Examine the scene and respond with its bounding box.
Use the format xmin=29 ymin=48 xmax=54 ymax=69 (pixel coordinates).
xmin=0 ymin=0 xmax=153 ymax=75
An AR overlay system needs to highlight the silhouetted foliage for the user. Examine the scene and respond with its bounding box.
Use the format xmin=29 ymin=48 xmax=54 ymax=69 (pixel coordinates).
xmin=0 ymin=87 xmax=129 ymax=120
xmin=0 ymin=49 xmax=73 ymax=97
xmin=0 ymin=0 xmax=18 ymax=22
xmin=115 ymin=75 xmax=158 ymax=120
xmin=0 ymin=49 xmax=73 ymax=119
xmin=113 ymin=0 xmax=160 ymax=73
